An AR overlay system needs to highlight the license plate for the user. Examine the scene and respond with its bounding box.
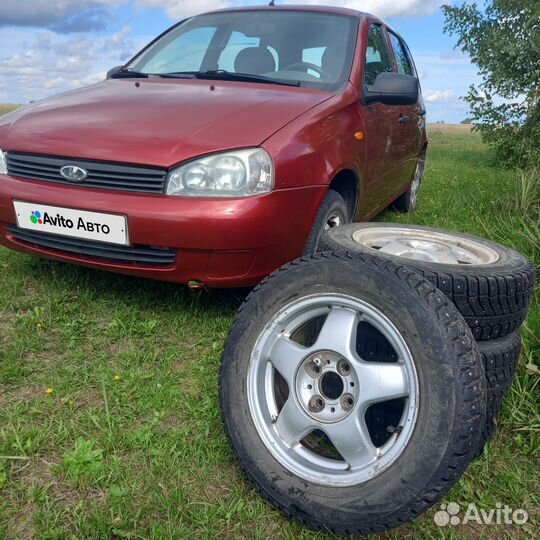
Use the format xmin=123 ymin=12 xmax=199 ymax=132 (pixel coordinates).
xmin=13 ymin=201 xmax=128 ymax=246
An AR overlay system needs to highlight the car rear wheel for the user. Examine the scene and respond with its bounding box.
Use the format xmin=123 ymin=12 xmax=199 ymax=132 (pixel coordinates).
xmin=391 ymin=155 xmax=425 ymax=213
xmin=320 ymin=223 xmax=536 ymax=341
xmin=220 ymin=252 xmax=485 ymax=535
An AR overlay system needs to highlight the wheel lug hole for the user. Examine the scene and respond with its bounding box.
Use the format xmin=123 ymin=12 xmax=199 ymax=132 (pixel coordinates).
xmin=340 ymin=393 xmax=354 ymax=411
xmin=305 ymin=361 xmax=322 ymax=378
xmin=337 ymin=359 xmax=351 ymax=376
xmin=308 ymin=395 xmax=325 ymax=413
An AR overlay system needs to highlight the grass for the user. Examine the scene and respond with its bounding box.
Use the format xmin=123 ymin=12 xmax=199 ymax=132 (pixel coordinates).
xmin=0 ymin=104 xmax=20 ymax=117
xmin=0 ymin=125 xmax=538 ymax=539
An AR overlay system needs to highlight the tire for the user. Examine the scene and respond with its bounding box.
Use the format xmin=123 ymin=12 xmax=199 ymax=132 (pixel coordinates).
xmin=390 ymin=155 xmax=425 ymax=213
xmin=303 ymin=190 xmax=349 ymax=255
xmin=320 ymin=223 xmax=536 ymax=341
xmin=220 ymin=252 xmax=485 ymax=535
xmin=474 ymin=332 xmax=521 ymax=458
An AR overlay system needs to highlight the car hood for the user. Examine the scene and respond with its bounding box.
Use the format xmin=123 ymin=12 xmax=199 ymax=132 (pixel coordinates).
xmin=0 ymin=79 xmax=331 ymax=167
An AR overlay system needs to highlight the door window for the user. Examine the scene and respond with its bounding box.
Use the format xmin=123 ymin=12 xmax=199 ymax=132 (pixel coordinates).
xmin=364 ymin=24 xmax=394 ymax=85
xmin=388 ymin=32 xmax=414 ymax=76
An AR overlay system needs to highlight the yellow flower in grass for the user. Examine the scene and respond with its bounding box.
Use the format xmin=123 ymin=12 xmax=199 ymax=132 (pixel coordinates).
xmin=46 ymin=387 xmax=54 ymax=395
xmin=113 ymin=375 xmax=121 ymax=382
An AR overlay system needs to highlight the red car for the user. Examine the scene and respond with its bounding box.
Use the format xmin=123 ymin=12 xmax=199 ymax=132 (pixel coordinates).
xmin=0 ymin=5 xmax=427 ymax=287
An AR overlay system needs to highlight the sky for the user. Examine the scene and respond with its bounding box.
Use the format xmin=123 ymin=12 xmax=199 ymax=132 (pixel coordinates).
xmin=0 ymin=0 xmax=480 ymax=123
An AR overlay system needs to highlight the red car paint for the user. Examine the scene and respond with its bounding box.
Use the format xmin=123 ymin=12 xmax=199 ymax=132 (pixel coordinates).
xmin=0 ymin=6 xmax=427 ymax=287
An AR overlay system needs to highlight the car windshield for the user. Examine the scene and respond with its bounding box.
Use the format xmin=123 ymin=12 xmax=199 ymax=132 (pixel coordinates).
xmin=126 ymin=10 xmax=358 ymax=92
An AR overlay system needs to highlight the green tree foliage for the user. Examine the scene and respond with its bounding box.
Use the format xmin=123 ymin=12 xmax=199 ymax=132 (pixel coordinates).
xmin=443 ymin=1 xmax=540 ymax=164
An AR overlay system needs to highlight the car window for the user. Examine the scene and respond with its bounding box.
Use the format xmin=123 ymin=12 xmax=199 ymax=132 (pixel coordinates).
xmin=388 ymin=32 xmax=414 ymax=76
xmin=218 ymin=31 xmax=260 ymax=71
xmin=301 ymin=47 xmax=326 ymax=78
xmin=129 ymin=11 xmax=358 ymax=92
xmin=364 ymin=24 xmax=393 ymax=85
xmin=140 ymin=27 xmax=217 ymax=74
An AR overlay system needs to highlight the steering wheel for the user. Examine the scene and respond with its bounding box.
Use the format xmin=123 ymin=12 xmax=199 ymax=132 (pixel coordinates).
xmin=283 ymin=61 xmax=325 ymax=78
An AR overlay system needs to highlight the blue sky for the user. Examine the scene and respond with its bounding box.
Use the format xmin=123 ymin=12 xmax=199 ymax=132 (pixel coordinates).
xmin=0 ymin=0 xmax=479 ymax=122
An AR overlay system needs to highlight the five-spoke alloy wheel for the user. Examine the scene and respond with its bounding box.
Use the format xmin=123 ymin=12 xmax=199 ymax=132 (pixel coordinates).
xmin=221 ymin=252 xmax=486 ymax=536
xmin=248 ymin=294 xmax=418 ymax=486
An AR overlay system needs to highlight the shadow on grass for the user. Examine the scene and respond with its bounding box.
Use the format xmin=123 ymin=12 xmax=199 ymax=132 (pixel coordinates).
xmin=17 ymin=255 xmax=250 ymax=318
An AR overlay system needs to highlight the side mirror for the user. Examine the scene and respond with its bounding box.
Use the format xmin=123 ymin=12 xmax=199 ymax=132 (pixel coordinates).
xmin=106 ymin=66 xmax=124 ymax=79
xmin=363 ymin=72 xmax=419 ymax=106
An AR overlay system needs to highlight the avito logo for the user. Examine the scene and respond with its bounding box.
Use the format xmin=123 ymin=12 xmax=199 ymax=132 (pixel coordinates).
xmin=29 ymin=209 xmax=111 ymax=235
xmin=30 ymin=210 xmax=43 ymax=224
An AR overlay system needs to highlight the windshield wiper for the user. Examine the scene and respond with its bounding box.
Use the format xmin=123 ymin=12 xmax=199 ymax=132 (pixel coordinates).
xmin=166 ymin=70 xmax=301 ymax=88
xmin=111 ymin=69 xmax=151 ymax=79
xmin=111 ymin=69 xmax=195 ymax=80
xmin=153 ymin=73 xmax=197 ymax=79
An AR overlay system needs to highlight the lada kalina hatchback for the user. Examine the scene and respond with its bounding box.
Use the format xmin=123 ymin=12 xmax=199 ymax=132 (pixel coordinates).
xmin=0 ymin=6 xmax=427 ymax=287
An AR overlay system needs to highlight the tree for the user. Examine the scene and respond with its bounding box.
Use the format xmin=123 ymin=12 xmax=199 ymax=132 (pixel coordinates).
xmin=443 ymin=0 xmax=540 ymax=164
xmin=461 ymin=118 xmax=473 ymax=125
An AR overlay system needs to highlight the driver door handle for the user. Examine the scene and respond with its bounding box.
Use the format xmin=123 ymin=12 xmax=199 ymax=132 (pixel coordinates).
xmin=398 ymin=115 xmax=410 ymax=125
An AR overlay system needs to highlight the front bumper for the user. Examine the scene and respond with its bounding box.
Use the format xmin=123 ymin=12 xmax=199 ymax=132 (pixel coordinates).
xmin=0 ymin=175 xmax=325 ymax=287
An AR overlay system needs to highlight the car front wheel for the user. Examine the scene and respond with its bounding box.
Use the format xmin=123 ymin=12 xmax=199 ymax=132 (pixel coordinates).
xmin=303 ymin=190 xmax=349 ymax=255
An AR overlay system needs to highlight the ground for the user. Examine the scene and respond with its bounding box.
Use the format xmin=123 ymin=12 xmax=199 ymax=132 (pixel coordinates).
xmin=0 ymin=121 xmax=538 ymax=539
xmin=0 ymin=105 xmax=19 ymax=117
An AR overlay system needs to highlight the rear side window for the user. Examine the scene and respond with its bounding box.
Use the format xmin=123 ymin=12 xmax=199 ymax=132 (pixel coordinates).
xmin=388 ymin=32 xmax=414 ymax=76
xmin=364 ymin=24 xmax=393 ymax=85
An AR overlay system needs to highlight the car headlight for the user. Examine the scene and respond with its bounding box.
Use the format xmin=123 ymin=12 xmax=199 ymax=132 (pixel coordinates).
xmin=166 ymin=148 xmax=274 ymax=197
xmin=0 ymin=149 xmax=7 ymax=175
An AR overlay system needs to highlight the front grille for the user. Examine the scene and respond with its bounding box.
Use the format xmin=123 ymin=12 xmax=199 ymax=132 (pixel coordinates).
xmin=6 ymin=153 xmax=167 ymax=194
xmin=6 ymin=226 xmax=176 ymax=267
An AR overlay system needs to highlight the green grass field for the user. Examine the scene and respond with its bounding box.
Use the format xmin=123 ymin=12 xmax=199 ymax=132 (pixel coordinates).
xmin=0 ymin=125 xmax=538 ymax=539
xmin=0 ymin=105 xmax=19 ymax=117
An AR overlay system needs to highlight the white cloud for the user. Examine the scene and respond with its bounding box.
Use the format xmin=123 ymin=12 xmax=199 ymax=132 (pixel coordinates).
xmin=0 ymin=0 xmax=127 ymax=32
xmin=0 ymin=27 xmax=147 ymax=104
xmin=136 ymin=0 xmax=229 ymax=19
xmin=339 ymin=0 xmax=442 ymax=19
xmin=424 ymin=89 xmax=456 ymax=103
xmin=136 ymin=0 xmax=445 ymax=20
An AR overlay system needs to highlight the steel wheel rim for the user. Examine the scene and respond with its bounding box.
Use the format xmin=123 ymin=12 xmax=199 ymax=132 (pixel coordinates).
xmin=352 ymin=227 xmax=500 ymax=265
xmin=247 ymin=294 xmax=419 ymax=487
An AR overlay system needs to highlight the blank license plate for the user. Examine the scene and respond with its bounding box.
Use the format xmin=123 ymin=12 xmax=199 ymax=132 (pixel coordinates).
xmin=14 ymin=201 xmax=128 ymax=246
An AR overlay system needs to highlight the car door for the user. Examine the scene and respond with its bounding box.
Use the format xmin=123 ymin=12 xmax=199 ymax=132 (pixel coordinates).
xmin=387 ymin=30 xmax=425 ymax=189
xmin=359 ymin=23 xmax=403 ymax=214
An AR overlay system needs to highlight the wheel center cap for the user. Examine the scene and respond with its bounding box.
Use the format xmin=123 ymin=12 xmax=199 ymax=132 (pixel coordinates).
xmin=295 ymin=350 xmax=359 ymax=423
